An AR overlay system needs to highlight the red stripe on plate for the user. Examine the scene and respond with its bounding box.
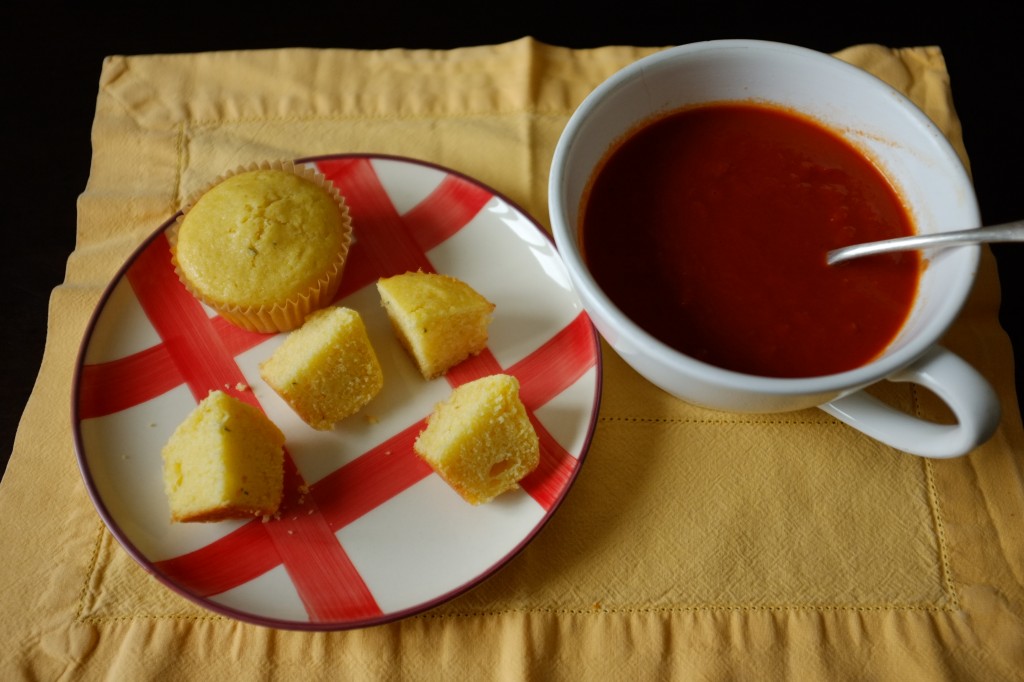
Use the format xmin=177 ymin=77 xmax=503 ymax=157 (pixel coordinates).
xmin=211 ymin=315 xmax=274 ymax=358
xmin=508 ymin=314 xmax=597 ymax=510
xmin=78 ymin=250 xmax=272 ymax=419
xmin=312 ymin=422 xmax=434 ymax=531
xmin=318 ymin=158 xmax=435 ymax=295
xmin=510 ymin=313 xmax=598 ymax=410
xmin=520 ymin=415 xmax=578 ymax=511
xmin=402 ymin=174 xmax=493 ymax=250
xmin=155 ymin=456 xmax=384 ymax=622
xmin=266 ymin=460 xmax=381 ymax=622
xmin=442 ymin=313 xmax=597 ymax=404
xmin=78 ymin=345 xmax=181 ymax=419
xmin=154 ymin=522 xmax=279 ymax=596
xmin=265 ymin=514 xmax=381 ymax=623
xmin=125 ymin=233 xmax=250 ymax=400
xmin=443 ymin=349 xmax=506 ymax=387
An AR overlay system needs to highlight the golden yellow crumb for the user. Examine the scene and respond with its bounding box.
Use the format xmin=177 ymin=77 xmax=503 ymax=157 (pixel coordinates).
xmin=260 ymin=306 xmax=383 ymax=430
xmin=414 ymin=374 xmax=539 ymax=505
xmin=377 ymin=271 xmax=494 ymax=379
xmin=161 ymin=390 xmax=285 ymax=523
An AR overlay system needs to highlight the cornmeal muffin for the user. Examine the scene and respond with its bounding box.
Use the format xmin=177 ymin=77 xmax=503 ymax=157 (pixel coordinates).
xmin=259 ymin=306 xmax=384 ymax=430
xmin=161 ymin=390 xmax=285 ymax=523
xmin=414 ymin=374 xmax=539 ymax=505
xmin=170 ymin=161 xmax=352 ymax=333
xmin=376 ymin=271 xmax=495 ymax=379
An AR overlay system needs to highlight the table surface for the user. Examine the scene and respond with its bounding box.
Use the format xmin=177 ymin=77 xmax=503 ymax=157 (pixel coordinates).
xmin=3 ymin=3 xmax=1022 ymax=478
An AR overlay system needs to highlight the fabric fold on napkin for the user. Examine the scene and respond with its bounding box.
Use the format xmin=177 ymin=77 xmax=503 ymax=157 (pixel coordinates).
xmin=1 ymin=38 xmax=1022 ymax=679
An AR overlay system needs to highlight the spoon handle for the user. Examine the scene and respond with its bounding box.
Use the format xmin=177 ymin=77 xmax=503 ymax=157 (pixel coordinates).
xmin=826 ymin=220 xmax=1024 ymax=265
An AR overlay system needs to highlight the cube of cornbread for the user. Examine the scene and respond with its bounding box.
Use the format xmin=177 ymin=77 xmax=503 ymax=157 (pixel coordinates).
xmin=376 ymin=271 xmax=495 ymax=380
xmin=161 ymin=390 xmax=285 ymax=523
xmin=414 ymin=374 xmax=540 ymax=505
xmin=259 ymin=306 xmax=383 ymax=430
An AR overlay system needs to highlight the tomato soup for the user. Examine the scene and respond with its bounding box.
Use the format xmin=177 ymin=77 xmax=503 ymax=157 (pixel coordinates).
xmin=580 ymin=102 xmax=921 ymax=378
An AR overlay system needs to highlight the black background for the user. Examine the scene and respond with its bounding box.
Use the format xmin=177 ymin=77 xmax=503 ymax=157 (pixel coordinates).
xmin=3 ymin=1 xmax=1022 ymax=478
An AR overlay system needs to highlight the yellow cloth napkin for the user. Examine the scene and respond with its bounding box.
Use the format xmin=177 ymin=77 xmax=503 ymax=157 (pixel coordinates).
xmin=2 ymin=38 xmax=1022 ymax=679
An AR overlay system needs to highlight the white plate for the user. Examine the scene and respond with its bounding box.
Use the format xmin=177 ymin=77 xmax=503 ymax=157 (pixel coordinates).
xmin=72 ymin=154 xmax=602 ymax=630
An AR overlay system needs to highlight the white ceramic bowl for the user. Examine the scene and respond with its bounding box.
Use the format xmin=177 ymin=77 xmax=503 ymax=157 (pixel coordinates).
xmin=548 ymin=39 xmax=1000 ymax=458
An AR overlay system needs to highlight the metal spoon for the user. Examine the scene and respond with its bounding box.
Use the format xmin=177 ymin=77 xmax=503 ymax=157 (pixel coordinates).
xmin=826 ymin=220 xmax=1024 ymax=265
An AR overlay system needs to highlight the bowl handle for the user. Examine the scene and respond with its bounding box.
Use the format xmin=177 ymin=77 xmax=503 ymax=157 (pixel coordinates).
xmin=818 ymin=345 xmax=1001 ymax=458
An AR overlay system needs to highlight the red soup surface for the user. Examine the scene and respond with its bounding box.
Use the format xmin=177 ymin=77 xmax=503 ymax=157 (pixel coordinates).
xmin=581 ymin=102 xmax=921 ymax=378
